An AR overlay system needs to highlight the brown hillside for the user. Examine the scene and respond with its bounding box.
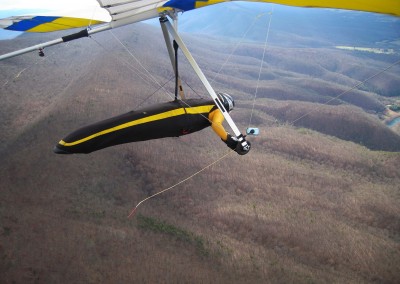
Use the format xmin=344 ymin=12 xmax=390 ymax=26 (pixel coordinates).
xmin=0 ymin=23 xmax=399 ymax=283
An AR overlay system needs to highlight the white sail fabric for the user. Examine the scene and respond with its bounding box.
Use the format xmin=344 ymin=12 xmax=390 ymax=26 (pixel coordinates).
xmin=96 ymin=0 xmax=169 ymax=27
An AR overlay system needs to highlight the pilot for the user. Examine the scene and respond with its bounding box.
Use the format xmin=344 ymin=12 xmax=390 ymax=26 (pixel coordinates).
xmin=54 ymin=92 xmax=250 ymax=155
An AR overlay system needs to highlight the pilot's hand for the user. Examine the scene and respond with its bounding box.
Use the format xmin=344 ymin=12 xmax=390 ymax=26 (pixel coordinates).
xmin=223 ymin=134 xmax=238 ymax=150
xmin=236 ymin=140 xmax=251 ymax=155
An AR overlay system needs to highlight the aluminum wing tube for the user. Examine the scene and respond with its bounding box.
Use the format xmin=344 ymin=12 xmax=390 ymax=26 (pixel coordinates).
xmin=0 ymin=24 xmax=112 ymax=61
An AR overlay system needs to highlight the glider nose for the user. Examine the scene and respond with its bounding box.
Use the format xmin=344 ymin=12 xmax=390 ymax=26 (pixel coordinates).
xmin=53 ymin=145 xmax=72 ymax=154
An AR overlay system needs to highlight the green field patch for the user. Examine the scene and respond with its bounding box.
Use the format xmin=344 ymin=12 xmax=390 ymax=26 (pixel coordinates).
xmin=137 ymin=214 xmax=209 ymax=256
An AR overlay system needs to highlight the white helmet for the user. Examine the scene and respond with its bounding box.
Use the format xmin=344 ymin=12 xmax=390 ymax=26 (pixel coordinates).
xmin=217 ymin=92 xmax=235 ymax=112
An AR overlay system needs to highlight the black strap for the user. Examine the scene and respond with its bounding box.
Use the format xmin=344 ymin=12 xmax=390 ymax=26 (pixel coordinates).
xmin=62 ymin=29 xmax=89 ymax=42
xmin=173 ymin=40 xmax=179 ymax=101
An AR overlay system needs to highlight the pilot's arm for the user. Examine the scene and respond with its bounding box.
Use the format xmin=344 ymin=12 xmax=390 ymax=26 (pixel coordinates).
xmin=208 ymin=108 xmax=228 ymax=140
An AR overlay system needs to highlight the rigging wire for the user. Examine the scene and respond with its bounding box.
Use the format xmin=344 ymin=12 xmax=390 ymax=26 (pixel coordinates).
xmin=91 ymin=33 xmax=212 ymax=123
xmin=90 ymin=35 xmax=164 ymax=89
xmin=90 ymin=35 xmax=190 ymax=117
xmin=135 ymin=75 xmax=175 ymax=108
xmin=91 ymin=28 xmax=220 ymax=131
xmin=127 ymin=150 xmax=234 ymax=218
xmin=210 ymin=12 xmax=268 ymax=85
xmin=180 ymin=78 xmax=203 ymax=99
xmin=102 ymin=29 xmax=224 ymax=116
xmin=109 ymin=30 xmax=175 ymax=101
xmin=87 ymin=4 xmax=99 ymax=29
xmin=248 ymin=8 xmax=273 ymax=128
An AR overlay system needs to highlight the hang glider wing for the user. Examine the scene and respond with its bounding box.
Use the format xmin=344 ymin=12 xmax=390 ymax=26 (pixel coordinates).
xmin=0 ymin=16 xmax=105 ymax=33
xmin=0 ymin=0 xmax=398 ymax=34
xmin=0 ymin=0 xmax=398 ymax=61
xmin=162 ymin=0 xmax=400 ymax=17
xmin=99 ymin=0 xmax=400 ymax=29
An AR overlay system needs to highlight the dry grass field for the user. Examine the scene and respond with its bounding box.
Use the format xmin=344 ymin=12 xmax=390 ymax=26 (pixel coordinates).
xmin=0 ymin=21 xmax=399 ymax=283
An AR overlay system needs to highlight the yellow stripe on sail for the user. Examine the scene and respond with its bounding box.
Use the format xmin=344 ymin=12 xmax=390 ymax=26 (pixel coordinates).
xmin=28 ymin=17 xmax=104 ymax=32
xmin=260 ymin=0 xmax=400 ymax=17
xmin=192 ymin=0 xmax=400 ymax=17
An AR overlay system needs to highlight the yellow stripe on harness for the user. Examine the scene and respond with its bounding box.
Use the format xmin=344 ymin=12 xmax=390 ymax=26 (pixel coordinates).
xmin=59 ymin=105 xmax=214 ymax=147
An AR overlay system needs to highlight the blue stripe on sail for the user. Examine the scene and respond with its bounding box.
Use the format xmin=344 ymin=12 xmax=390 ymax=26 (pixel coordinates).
xmin=6 ymin=16 xmax=60 ymax=31
xmin=163 ymin=0 xmax=197 ymax=11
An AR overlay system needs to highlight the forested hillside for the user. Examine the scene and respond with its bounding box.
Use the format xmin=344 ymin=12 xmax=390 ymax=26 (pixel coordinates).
xmin=0 ymin=13 xmax=399 ymax=284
